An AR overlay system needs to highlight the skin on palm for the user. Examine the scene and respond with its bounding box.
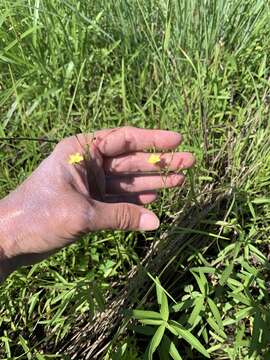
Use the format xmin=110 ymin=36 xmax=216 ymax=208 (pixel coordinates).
xmin=0 ymin=127 xmax=195 ymax=280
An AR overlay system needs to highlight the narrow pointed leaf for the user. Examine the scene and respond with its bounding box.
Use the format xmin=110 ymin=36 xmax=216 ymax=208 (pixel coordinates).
xmin=169 ymin=321 xmax=210 ymax=358
xmin=155 ymin=277 xmax=163 ymax=305
xmin=207 ymin=298 xmax=224 ymax=330
xmin=147 ymin=324 xmax=166 ymax=360
xmin=219 ymin=263 xmax=233 ymax=286
xmin=160 ymin=291 xmax=169 ymax=321
xmin=169 ymin=340 xmax=183 ymax=360
xmin=133 ymin=310 xmax=162 ymax=320
xmin=140 ymin=319 xmax=164 ymax=326
xmin=206 ymin=317 xmax=226 ymax=339
xmin=188 ymin=296 xmax=204 ymax=326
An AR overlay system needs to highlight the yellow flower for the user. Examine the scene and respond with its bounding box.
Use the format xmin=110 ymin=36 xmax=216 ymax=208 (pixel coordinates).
xmin=68 ymin=152 xmax=84 ymax=164
xmin=148 ymin=154 xmax=161 ymax=165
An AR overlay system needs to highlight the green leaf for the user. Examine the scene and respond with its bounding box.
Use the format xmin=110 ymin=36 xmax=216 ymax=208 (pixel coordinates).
xmin=191 ymin=271 xmax=208 ymax=295
xmin=160 ymin=291 xmax=169 ymax=322
xmin=19 ymin=336 xmax=31 ymax=360
xmin=155 ymin=277 xmax=163 ymax=305
xmin=158 ymin=335 xmax=171 ymax=360
xmin=251 ymin=197 xmax=270 ymax=204
xmin=190 ymin=267 xmax=216 ymax=274
xmin=169 ymin=340 xmax=183 ymax=360
xmin=206 ymin=317 xmax=226 ymax=339
xmin=234 ymin=306 xmax=254 ymax=321
xmin=133 ymin=310 xmax=162 ymax=320
xmin=147 ymin=324 xmax=166 ymax=360
xmin=169 ymin=321 xmax=210 ymax=358
xmin=28 ymin=290 xmax=42 ymax=318
xmin=140 ymin=319 xmax=164 ymax=326
xmin=172 ymin=298 xmax=194 ymax=313
xmin=248 ymin=244 xmax=267 ymax=262
xmin=219 ymin=263 xmax=234 ymax=286
xmin=148 ymin=272 xmax=176 ymax=304
xmin=230 ymin=292 xmax=252 ymax=306
xmin=159 ymin=335 xmax=183 ymax=360
xmin=207 ymin=298 xmax=224 ymax=330
xmin=188 ymin=296 xmax=204 ymax=327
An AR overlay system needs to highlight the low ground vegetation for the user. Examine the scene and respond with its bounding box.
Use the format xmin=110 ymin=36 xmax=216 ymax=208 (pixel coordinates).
xmin=0 ymin=0 xmax=269 ymax=359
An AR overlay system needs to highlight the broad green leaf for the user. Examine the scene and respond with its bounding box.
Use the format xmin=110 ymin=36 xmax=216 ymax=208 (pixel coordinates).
xmin=147 ymin=324 xmax=166 ymax=360
xmin=133 ymin=310 xmax=162 ymax=320
xmin=169 ymin=321 xmax=210 ymax=358
xmin=160 ymin=292 xmax=169 ymax=322
xmin=207 ymin=298 xmax=224 ymax=330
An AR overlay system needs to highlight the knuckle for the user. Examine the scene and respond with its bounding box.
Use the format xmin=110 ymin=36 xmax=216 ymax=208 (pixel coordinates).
xmin=53 ymin=137 xmax=75 ymax=155
xmin=122 ymin=126 xmax=136 ymax=151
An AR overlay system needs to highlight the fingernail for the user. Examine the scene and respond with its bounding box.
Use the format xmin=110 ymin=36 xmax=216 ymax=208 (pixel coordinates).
xmin=139 ymin=213 xmax=160 ymax=231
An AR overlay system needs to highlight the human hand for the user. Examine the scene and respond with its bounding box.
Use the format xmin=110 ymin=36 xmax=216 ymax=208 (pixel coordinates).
xmin=0 ymin=127 xmax=195 ymax=277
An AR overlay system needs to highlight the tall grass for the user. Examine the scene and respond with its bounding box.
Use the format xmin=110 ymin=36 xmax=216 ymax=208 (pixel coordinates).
xmin=0 ymin=0 xmax=269 ymax=359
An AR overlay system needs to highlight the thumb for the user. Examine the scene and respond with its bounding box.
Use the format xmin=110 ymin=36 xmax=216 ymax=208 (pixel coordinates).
xmin=92 ymin=202 xmax=160 ymax=231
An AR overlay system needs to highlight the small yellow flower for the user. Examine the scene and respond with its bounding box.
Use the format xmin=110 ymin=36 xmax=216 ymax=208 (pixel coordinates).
xmin=148 ymin=154 xmax=161 ymax=165
xmin=68 ymin=152 xmax=84 ymax=164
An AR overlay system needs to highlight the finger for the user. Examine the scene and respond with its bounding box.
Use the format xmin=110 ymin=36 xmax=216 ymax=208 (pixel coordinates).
xmin=104 ymin=151 xmax=195 ymax=174
xmin=91 ymin=201 xmax=160 ymax=231
xmin=106 ymin=173 xmax=185 ymax=194
xmin=105 ymin=191 xmax=158 ymax=205
xmin=93 ymin=127 xmax=182 ymax=156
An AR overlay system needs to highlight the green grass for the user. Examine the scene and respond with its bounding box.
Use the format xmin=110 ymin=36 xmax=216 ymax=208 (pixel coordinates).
xmin=0 ymin=0 xmax=270 ymax=359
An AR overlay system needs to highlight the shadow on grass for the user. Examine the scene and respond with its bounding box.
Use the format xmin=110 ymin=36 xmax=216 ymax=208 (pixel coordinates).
xmin=58 ymin=187 xmax=270 ymax=359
